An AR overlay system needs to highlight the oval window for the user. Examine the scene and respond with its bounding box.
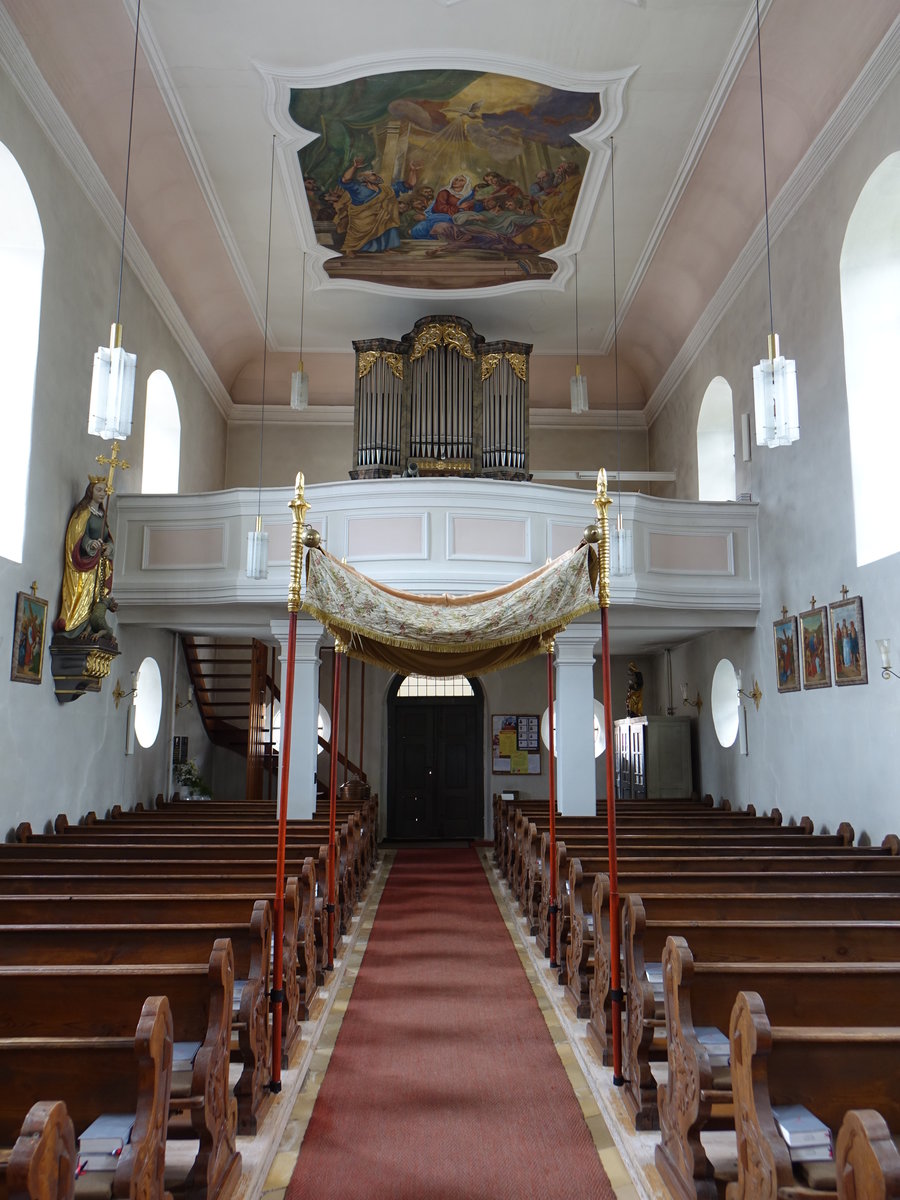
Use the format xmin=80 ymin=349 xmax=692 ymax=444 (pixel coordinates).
xmin=134 ymin=657 xmax=163 ymax=748
xmin=272 ymin=701 xmax=331 ymax=753
xmin=540 ymin=701 xmax=606 ymax=758
xmin=711 ymin=658 xmax=739 ymax=748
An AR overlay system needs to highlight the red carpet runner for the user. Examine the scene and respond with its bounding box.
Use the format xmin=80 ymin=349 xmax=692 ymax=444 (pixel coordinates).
xmin=286 ymin=848 xmax=616 ymax=1200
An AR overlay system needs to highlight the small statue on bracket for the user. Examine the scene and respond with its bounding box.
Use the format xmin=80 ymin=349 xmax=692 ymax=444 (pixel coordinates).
xmin=626 ymin=660 xmax=644 ymax=717
xmin=54 ymin=476 xmax=118 ymax=643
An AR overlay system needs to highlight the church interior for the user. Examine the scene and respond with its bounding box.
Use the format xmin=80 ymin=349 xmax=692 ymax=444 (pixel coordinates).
xmin=1 ymin=0 xmax=899 ymax=1198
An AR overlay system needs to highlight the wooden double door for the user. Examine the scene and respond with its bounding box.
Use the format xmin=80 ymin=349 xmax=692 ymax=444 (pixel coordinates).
xmin=387 ymin=695 xmax=483 ymax=841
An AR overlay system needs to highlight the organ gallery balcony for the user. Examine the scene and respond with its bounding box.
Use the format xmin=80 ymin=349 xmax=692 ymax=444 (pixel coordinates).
xmin=112 ymin=478 xmax=760 ymax=653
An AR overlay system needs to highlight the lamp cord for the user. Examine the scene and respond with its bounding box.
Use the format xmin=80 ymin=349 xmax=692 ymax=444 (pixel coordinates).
xmin=115 ymin=0 xmax=142 ymax=327
xmin=610 ymin=135 xmax=622 ymax=520
xmin=574 ymin=252 xmax=580 ymax=370
xmin=755 ymin=0 xmax=776 ymax=339
xmin=257 ymin=134 xmax=276 ymax=520
xmin=298 ymin=252 xmax=306 ymax=362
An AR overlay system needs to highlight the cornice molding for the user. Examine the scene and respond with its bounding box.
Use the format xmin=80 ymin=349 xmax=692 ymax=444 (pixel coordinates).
xmin=0 ymin=4 xmax=233 ymax=419
xmin=225 ymin=403 xmax=647 ymax=431
xmin=645 ymin=15 xmax=900 ymax=426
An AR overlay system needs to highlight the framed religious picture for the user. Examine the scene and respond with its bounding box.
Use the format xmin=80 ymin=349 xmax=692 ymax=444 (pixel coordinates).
xmin=799 ymin=605 xmax=832 ymax=690
xmin=772 ymin=615 xmax=800 ymax=694
xmin=10 ymin=590 xmax=48 ymax=685
xmin=829 ymin=595 xmax=868 ymax=686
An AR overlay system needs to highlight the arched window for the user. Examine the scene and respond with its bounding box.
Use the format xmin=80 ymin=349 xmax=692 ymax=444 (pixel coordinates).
xmin=397 ymin=675 xmax=474 ymax=698
xmin=696 ymin=377 xmax=735 ymax=501
xmin=142 ymin=369 xmax=181 ymax=493
xmin=841 ymin=153 xmax=900 ymax=567
xmin=0 ymin=142 xmax=44 ymax=563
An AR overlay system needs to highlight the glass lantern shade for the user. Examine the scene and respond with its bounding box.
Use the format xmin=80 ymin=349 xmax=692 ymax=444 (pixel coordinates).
xmin=611 ymin=523 xmax=633 ymax=576
xmin=290 ymin=366 xmax=309 ymax=411
xmin=89 ymin=341 xmax=136 ymax=441
xmin=246 ymin=527 xmax=269 ymax=580
xmin=753 ymin=347 xmax=799 ymax=448
xmin=570 ymin=368 xmax=588 ymax=414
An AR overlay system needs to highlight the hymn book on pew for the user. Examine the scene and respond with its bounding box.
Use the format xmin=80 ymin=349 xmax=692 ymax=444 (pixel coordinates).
xmin=77 ymin=1113 xmax=134 ymax=1173
xmin=695 ymin=1027 xmax=730 ymax=1066
xmin=772 ymin=1105 xmax=834 ymax=1159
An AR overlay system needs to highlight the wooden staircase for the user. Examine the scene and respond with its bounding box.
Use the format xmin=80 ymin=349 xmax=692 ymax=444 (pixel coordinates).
xmin=182 ymin=635 xmax=279 ymax=799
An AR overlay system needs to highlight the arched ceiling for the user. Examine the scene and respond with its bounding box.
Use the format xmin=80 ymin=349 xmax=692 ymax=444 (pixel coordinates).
xmin=4 ymin=0 xmax=897 ymax=415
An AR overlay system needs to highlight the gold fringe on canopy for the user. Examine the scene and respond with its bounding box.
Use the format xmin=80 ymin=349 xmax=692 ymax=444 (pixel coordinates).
xmin=302 ymin=542 xmax=599 ymax=676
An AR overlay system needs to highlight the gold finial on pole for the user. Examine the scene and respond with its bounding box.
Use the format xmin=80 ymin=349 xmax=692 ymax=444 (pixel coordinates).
xmin=594 ymin=468 xmax=612 ymax=609
xmin=95 ymin=441 xmax=131 ymax=497
xmin=288 ymin=471 xmax=317 ymax=613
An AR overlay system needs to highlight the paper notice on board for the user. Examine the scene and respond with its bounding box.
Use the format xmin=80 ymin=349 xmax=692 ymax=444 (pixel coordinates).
xmin=509 ymin=749 xmax=530 ymax=774
xmin=499 ymin=730 xmax=517 ymax=756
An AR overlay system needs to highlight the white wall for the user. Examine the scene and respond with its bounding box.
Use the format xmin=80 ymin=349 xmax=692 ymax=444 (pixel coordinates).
xmin=0 ymin=55 xmax=225 ymax=834
xmin=648 ymin=72 xmax=900 ymax=845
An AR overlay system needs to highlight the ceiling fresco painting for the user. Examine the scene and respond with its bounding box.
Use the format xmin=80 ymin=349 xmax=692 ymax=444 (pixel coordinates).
xmin=289 ymin=69 xmax=602 ymax=291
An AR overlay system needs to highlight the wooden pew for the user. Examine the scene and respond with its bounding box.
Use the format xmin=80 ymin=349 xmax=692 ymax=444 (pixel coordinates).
xmin=0 ymin=874 xmax=314 ymax=1037
xmin=0 ymin=1100 xmax=75 ymax=1200
xmin=0 ymin=907 xmax=272 ymax=1135
xmin=541 ymin=825 xmax=887 ymax=983
xmin=0 ymin=942 xmax=240 ymax=1200
xmin=655 ymin=935 xmax=900 ymax=1200
xmin=8 ymin=832 xmax=356 ymax=939
xmin=586 ymin=866 xmax=900 ymax=1068
xmin=727 ymin=991 xmax=900 ymax=1200
xmin=0 ymin=995 xmax=174 ymax=1200
xmin=566 ymin=880 xmax=900 ymax=1022
xmin=835 ymin=1109 xmax=900 ymax=1200
xmin=620 ymin=895 xmax=900 ymax=1130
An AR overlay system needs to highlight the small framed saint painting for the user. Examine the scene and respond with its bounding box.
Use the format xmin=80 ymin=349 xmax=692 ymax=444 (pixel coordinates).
xmin=830 ymin=595 xmax=868 ymax=686
xmin=799 ymin=605 xmax=832 ymax=690
xmin=772 ymin=615 xmax=800 ymax=694
xmin=10 ymin=590 xmax=48 ymax=685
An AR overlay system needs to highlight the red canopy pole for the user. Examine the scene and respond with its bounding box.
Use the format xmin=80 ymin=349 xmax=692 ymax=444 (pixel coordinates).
xmin=271 ymin=472 xmax=312 ymax=1090
xmin=326 ymin=641 xmax=343 ymax=970
xmin=546 ymin=645 xmax=559 ymax=970
xmin=594 ymin=469 xmax=624 ymax=1085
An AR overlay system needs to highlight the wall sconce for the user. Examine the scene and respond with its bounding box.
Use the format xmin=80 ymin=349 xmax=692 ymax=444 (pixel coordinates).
xmin=877 ymin=640 xmax=900 ymax=680
xmin=680 ymin=682 xmax=702 ymax=712
xmin=736 ymin=669 xmax=763 ymax=711
xmin=113 ymin=678 xmax=137 ymax=709
xmin=175 ymin=691 xmax=194 ymax=712
xmin=113 ymin=673 xmax=138 ymax=755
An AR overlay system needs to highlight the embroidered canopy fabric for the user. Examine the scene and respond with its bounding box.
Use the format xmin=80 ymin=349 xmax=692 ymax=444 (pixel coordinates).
xmin=302 ymin=542 xmax=599 ymax=676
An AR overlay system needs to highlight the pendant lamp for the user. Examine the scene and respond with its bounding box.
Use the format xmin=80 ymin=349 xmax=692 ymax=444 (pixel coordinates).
xmin=88 ymin=0 xmax=142 ymax=441
xmin=570 ymin=254 xmax=589 ymax=413
xmin=290 ymin=252 xmax=309 ymax=410
xmin=247 ymin=135 xmax=276 ymax=580
xmin=751 ymin=0 xmax=799 ymax=448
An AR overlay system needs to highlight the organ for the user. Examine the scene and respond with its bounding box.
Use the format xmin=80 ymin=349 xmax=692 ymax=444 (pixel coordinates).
xmin=351 ymin=314 xmax=532 ymax=480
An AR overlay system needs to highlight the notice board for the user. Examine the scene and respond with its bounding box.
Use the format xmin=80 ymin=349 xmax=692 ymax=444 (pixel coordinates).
xmin=491 ymin=713 xmax=541 ymax=775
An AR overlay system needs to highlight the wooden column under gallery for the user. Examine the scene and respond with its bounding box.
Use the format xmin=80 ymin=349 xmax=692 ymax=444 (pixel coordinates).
xmin=351 ymin=315 xmax=532 ymax=481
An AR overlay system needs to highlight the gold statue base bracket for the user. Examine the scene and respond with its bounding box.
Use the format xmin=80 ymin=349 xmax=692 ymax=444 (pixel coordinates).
xmin=49 ymin=634 xmax=119 ymax=704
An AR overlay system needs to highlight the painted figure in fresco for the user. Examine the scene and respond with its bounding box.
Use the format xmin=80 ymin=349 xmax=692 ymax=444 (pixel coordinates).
xmin=530 ymin=169 xmax=556 ymax=199
xmin=410 ymin=174 xmax=479 ymax=240
xmin=54 ymin=477 xmax=117 ymax=641
xmin=338 ymin=157 xmax=422 ymax=255
xmin=476 ymin=170 xmax=529 ymax=212
xmin=428 ymin=195 xmax=550 ymax=256
xmin=626 ymin=661 xmax=644 ymax=717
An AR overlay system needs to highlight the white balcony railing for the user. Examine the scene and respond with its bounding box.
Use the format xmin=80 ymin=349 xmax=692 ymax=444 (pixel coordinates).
xmin=113 ymin=477 xmax=760 ymax=651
